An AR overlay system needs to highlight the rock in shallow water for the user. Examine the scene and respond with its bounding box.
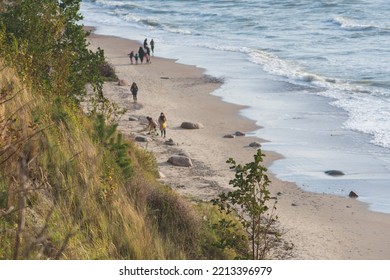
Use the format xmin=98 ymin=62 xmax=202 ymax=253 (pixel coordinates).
xmin=235 ymin=131 xmax=246 ymax=136
xmin=325 ymin=170 xmax=345 ymax=176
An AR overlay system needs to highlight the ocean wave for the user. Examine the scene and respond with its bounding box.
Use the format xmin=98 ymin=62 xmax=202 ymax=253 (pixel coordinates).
xmin=332 ymin=16 xmax=382 ymax=31
xmin=247 ymin=46 xmax=390 ymax=150
xmin=139 ymin=19 xmax=160 ymax=28
xmin=91 ymin=0 xmax=140 ymax=10
xmin=334 ymin=96 xmax=390 ymax=148
xmin=163 ymin=26 xmax=192 ymax=35
xmin=149 ymin=27 xmax=390 ymax=134
xmin=247 ymin=49 xmax=332 ymax=87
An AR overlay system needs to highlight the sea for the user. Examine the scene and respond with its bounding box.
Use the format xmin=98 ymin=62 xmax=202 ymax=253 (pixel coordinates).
xmin=80 ymin=0 xmax=390 ymax=214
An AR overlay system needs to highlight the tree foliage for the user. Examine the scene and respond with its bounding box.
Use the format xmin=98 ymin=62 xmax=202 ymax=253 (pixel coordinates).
xmin=0 ymin=0 xmax=104 ymax=99
xmin=94 ymin=114 xmax=134 ymax=180
xmin=212 ymin=149 xmax=280 ymax=259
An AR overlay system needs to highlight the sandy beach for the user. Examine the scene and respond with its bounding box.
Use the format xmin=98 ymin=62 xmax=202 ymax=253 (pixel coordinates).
xmin=87 ymin=30 xmax=390 ymax=260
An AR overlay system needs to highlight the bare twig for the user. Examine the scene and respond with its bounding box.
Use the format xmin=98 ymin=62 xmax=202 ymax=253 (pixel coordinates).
xmin=54 ymin=231 xmax=75 ymax=260
xmin=0 ymin=90 xmax=21 ymax=105
xmin=0 ymin=98 xmax=33 ymax=134
xmin=0 ymin=124 xmax=51 ymax=166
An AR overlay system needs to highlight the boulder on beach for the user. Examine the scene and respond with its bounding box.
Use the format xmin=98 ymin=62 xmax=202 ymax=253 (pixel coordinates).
xmin=349 ymin=191 xmax=359 ymax=198
xmin=180 ymin=122 xmax=204 ymax=129
xmin=128 ymin=116 xmax=138 ymax=121
xmin=164 ymin=138 xmax=176 ymax=146
xmin=134 ymin=135 xmax=150 ymax=142
xmin=325 ymin=170 xmax=345 ymax=176
xmin=235 ymin=131 xmax=246 ymax=136
xmin=224 ymin=134 xmax=235 ymax=138
xmin=167 ymin=155 xmax=193 ymax=167
xmin=249 ymin=142 xmax=262 ymax=148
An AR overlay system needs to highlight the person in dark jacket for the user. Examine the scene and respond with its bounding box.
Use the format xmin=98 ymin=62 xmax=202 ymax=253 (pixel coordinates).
xmin=145 ymin=46 xmax=151 ymax=63
xmin=128 ymin=50 xmax=134 ymax=64
xmin=138 ymin=46 xmax=145 ymax=64
xmin=150 ymin=39 xmax=155 ymax=55
xmin=130 ymin=82 xmax=138 ymax=103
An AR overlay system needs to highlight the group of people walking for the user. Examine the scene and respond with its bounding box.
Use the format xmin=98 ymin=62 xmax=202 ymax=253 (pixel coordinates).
xmin=129 ymin=38 xmax=167 ymax=138
xmin=128 ymin=38 xmax=155 ymax=65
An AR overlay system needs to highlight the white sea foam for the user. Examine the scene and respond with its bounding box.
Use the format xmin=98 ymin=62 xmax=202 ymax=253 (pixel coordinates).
xmin=333 ymin=95 xmax=390 ymax=148
xmin=333 ymin=16 xmax=375 ymax=30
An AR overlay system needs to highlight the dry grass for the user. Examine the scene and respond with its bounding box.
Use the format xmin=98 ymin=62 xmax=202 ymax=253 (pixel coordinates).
xmin=1 ymin=60 xmax=228 ymax=259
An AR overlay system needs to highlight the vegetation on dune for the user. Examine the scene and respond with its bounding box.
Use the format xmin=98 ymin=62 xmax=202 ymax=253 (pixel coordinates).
xmin=0 ymin=0 xmax=286 ymax=260
xmin=212 ymin=150 xmax=293 ymax=259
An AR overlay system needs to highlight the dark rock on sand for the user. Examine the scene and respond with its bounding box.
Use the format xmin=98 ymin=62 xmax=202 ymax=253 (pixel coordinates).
xmin=224 ymin=134 xmax=235 ymax=138
xmin=180 ymin=122 xmax=204 ymax=129
xmin=235 ymin=131 xmax=246 ymax=136
xmin=349 ymin=191 xmax=359 ymax=198
xmin=164 ymin=138 xmax=176 ymax=146
xmin=325 ymin=170 xmax=345 ymax=176
xmin=135 ymin=135 xmax=150 ymax=142
xmin=249 ymin=142 xmax=262 ymax=148
xmin=167 ymin=155 xmax=193 ymax=167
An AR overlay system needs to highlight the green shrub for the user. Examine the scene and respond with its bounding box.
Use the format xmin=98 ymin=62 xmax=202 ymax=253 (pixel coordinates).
xmin=212 ymin=149 xmax=281 ymax=260
xmin=98 ymin=61 xmax=118 ymax=82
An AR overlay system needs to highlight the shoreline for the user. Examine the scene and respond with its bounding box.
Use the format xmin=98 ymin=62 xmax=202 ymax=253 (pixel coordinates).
xmin=86 ymin=29 xmax=390 ymax=259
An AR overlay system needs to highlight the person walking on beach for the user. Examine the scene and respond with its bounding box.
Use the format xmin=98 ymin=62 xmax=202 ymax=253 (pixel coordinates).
xmin=130 ymin=82 xmax=138 ymax=103
xmin=145 ymin=46 xmax=151 ymax=63
xmin=134 ymin=53 xmax=139 ymax=64
xmin=144 ymin=38 xmax=148 ymax=49
xmin=150 ymin=39 xmax=155 ymax=55
xmin=138 ymin=46 xmax=145 ymax=64
xmin=128 ymin=50 xmax=134 ymax=64
xmin=158 ymin=112 xmax=167 ymax=138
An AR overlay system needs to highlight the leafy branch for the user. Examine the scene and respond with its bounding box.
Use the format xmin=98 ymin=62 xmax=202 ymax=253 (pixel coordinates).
xmin=212 ymin=149 xmax=281 ymax=259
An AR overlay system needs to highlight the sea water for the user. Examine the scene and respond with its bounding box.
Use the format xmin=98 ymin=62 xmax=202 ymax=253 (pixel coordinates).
xmin=80 ymin=0 xmax=390 ymax=213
